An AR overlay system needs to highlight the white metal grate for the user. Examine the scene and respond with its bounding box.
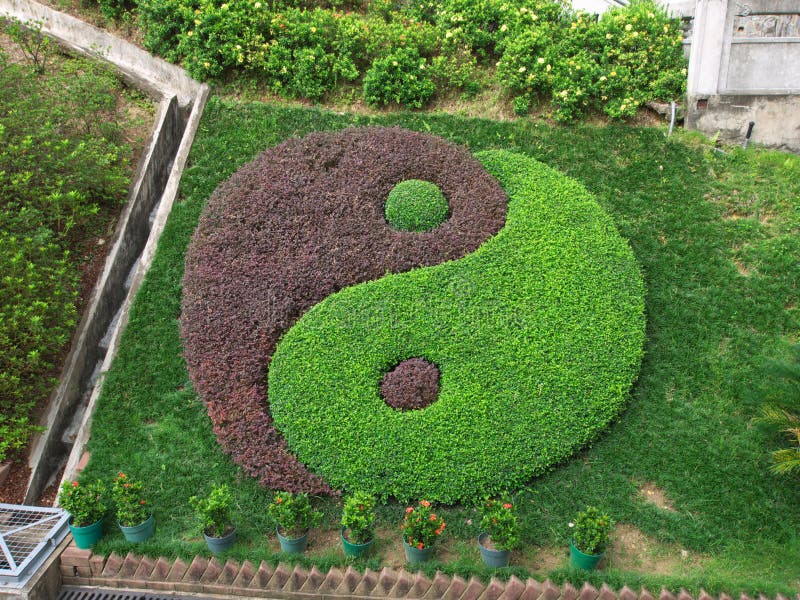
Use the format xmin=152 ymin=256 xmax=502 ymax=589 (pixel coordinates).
xmin=0 ymin=503 xmax=69 ymax=587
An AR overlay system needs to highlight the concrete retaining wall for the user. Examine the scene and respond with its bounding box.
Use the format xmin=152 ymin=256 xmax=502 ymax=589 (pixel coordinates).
xmin=2 ymin=0 xmax=199 ymax=106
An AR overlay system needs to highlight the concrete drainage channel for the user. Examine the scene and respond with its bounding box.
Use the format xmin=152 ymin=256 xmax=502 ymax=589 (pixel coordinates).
xmin=0 ymin=0 xmax=209 ymax=509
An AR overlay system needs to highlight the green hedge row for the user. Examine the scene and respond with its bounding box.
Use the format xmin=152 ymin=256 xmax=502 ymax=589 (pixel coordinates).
xmin=123 ymin=0 xmax=685 ymax=120
xmin=269 ymin=150 xmax=646 ymax=502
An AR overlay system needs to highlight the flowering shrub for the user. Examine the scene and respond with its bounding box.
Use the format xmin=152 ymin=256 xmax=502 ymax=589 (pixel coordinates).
xmin=58 ymin=480 xmax=106 ymax=528
xmin=190 ymin=483 xmax=234 ymax=537
xmin=112 ymin=473 xmax=150 ymax=527
xmin=341 ymin=491 xmax=376 ymax=544
xmin=478 ymin=498 xmax=519 ymax=551
xmin=134 ymin=0 xmax=684 ymax=118
xmin=497 ymin=0 xmax=686 ymax=121
xmin=363 ymin=47 xmax=436 ymax=109
xmin=268 ymin=492 xmax=322 ymax=539
xmin=401 ymin=500 xmax=446 ymax=549
xmin=570 ymin=506 xmax=613 ymax=555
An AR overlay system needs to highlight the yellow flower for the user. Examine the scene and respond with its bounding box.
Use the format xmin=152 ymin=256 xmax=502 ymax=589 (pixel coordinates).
xmin=445 ymin=31 xmax=453 ymax=38
xmin=610 ymin=70 xmax=617 ymax=76
xmin=625 ymin=23 xmax=632 ymax=31
xmin=187 ymin=30 xmax=193 ymax=36
xmin=194 ymin=18 xmax=200 ymax=25
xmin=310 ymin=26 xmax=317 ymax=33
xmin=606 ymin=33 xmax=612 ymax=39
xmin=546 ymin=64 xmax=551 ymax=71
xmin=392 ymin=60 xmax=398 ymax=66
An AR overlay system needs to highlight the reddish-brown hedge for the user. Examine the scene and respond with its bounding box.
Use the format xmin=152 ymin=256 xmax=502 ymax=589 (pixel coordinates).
xmin=180 ymin=127 xmax=507 ymax=492
xmin=380 ymin=358 xmax=441 ymax=411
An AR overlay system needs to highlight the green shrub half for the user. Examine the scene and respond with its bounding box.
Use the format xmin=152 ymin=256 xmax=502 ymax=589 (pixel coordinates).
xmin=269 ymin=150 xmax=645 ymax=502
xmin=385 ymin=179 xmax=450 ymax=232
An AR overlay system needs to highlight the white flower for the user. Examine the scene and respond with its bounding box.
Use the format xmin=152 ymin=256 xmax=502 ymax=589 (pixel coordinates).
xmin=518 ymin=66 xmax=526 ymax=73
xmin=537 ymin=57 xmax=545 ymax=64
xmin=445 ymin=30 xmax=453 ymax=38
xmin=500 ymin=24 xmax=508 ymax=32
xmin=568 ymin=522 xmax=575 ymax=528
xmin=254 ymin=1 xmax=261 ymax=7
xmin=625 ymin=23 xmax=632 ymax=31
xmin=392 ymin=60 xmax=398 ymax=66
xmin=599 ymin=75 xmax=607 ymax=81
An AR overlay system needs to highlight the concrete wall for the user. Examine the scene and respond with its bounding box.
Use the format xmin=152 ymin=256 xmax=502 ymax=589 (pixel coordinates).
xmin=2 ymin=0 xmax=199 ymax=106
xmin=22 ymin=96 xmax=186 ymax=503
xmin=686 ymin=0 xmax=800 ymax=150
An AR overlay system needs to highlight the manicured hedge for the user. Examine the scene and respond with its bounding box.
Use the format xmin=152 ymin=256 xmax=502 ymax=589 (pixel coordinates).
xmin=180 ymin=127 xmax=508 ymax=493
xmin=269 ymin=147 xmax=646 ymax=502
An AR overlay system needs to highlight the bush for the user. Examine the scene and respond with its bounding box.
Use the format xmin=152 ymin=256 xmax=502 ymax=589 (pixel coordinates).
xmin=570 ymin=506 xmax=613 ymax=555
xmin=112 ymin=472 xmax=151 ymax=527
xmin=0 ymin=31 xmax=131 ymax=463
xmin=268 ymin=492 xmax=322 ymax=539
xmin=190 ymin=483 xmax=234 ymax=537
xmin=363 ymin=47 xmax=435 ymax=109
xmin=341 ymin=491 xmax=376 ymax=544
xmin=58 ymin=480 xmax=107 ymax=528
xmin=0 ymin=226 xmax=76 ymax=462
xmin=497 ymin=0 xmax=686 ymax=121
xmin=478 ymin=497 xmax=519 ymax=551
xmin=385 ymin=179 xmax=449 ymax=231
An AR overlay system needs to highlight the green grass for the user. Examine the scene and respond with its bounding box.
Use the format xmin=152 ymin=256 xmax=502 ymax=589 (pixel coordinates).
xmin=82 ymin=98 xmax=800 ymax=595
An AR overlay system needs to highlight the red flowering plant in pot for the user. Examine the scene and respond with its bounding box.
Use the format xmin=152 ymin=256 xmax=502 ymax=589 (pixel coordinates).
xmin=58 ymin=479 xmax=107 ymax=549
xmin=268 ymin=491 xmax=322 ymax=554
xmin=400 ymin=500 xmax=446 ymax=564
xmin=477 ymin=497 xmax=519 ymax=567
xmin=112 ymin=472 xmax=155 ymax=542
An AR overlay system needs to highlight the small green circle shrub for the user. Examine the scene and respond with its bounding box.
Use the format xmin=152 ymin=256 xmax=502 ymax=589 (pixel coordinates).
xmin=385 ymin=180 xmax=449 ymax=232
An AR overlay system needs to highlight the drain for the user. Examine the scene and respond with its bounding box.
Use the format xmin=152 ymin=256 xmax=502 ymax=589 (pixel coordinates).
xmin=58 ymin=587 xmax=218 ymax=599
xmin=0 ymin=503 xmax=69 ymax=588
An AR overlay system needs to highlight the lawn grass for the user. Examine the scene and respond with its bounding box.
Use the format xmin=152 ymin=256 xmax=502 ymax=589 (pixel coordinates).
xmin=82 ymin=98 xmax=800 ymax=595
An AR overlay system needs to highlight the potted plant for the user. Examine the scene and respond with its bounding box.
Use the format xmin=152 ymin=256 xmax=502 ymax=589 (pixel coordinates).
xmin=112 ymin=472 xmax=155 ymax=542
xmin=569 ymin=506 xmax=612 ymax=570
xmin=190 ymin=483 xmax=237 ymax=554
xmin=400 ymin=500 xmax=446 ymax=565
xmin=477 ymin=497 xmax=519 ymax=567
xmin=58 ymin=479 xmax=107 ymax=549
xmin=340 ymin=491 xmax=376 ymax=558
xmin=268 ymin=491 xmax=322 ymax=554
